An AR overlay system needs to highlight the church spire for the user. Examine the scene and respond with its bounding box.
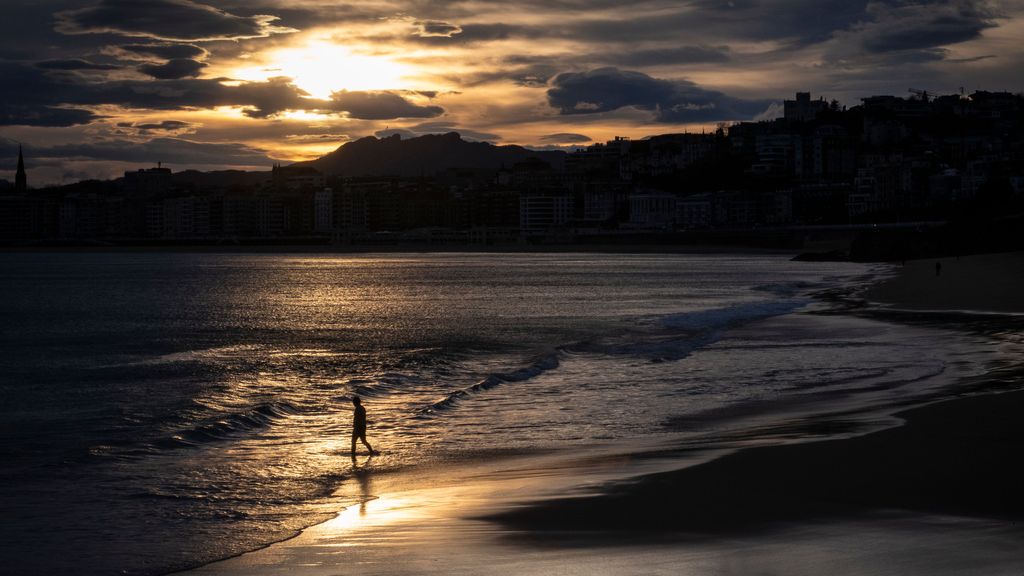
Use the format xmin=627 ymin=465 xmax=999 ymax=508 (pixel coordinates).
xmin=15 ymin=145 xmax=26 ymax=193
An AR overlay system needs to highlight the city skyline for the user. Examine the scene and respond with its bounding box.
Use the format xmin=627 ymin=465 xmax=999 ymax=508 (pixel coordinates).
xmin=2 ymin=0 xmax=1023 ymax=184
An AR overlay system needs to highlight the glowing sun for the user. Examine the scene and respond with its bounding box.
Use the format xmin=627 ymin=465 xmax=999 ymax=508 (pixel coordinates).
xmin=233 ymin=40 xmax=415 ymax=99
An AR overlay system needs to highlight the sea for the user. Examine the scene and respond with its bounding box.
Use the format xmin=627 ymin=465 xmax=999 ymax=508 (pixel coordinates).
xmin=0 ymin=252 xmax=1004 ymax=575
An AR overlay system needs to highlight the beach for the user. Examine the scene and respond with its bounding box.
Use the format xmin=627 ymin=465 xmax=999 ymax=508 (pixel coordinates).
xmin=863 ymin=252 xmax=1024 ymax=314
xmin=175 ymin=252 xmax=1024 ymax=576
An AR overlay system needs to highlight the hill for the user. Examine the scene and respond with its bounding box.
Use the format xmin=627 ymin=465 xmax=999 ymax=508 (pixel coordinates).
xmin=297 ymin=132 xmax=566 ymax=177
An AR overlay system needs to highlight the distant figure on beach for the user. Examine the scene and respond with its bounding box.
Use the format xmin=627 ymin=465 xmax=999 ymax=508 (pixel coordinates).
xmin=351 ymin=395 xmax=377 ymax=456
xmin=935 ymin=261 xmax=942 ymax=276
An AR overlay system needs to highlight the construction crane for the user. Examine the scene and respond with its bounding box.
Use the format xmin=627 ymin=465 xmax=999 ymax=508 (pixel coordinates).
xmin=908 ymin=88 xmax=930 ymax=102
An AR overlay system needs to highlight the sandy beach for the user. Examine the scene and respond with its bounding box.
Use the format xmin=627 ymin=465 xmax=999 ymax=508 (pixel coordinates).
xmin=863 ymin=252 xmax=1024 ymax=314
xmin=180 ymin=252 xmax=1024 ymax=576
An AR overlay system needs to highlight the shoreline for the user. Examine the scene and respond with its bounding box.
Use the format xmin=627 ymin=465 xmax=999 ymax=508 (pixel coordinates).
xmin=489 ymin=251 xmax=1024 ymax=541
xmin=489 ymin=386 xmax=1024 ymax=542
xmin=0 ymin=242 xmax=800 ymax=256
xmin=181 ymin=252 xmax=1024 ymax=575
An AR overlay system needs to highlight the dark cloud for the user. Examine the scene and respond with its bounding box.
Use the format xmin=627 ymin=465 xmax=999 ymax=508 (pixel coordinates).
xmin=0 ymin=105 xmax=100 ymax=127
xmin=539 ymin=132 xmax=592 ymax=143
xmin=857 ymin=1 xmax=998 ymax=53
xmin=138 ymin=58 xmax=207 ymax=79
xmin=118 ymin=43 xmax=208 ymax=60
xmin=116 ymin=120 xmax=196 ymax=134
xmin=54 ymin=0 xmax=295 ymax=42
xmin=453 ymin=60 xmax=558 ymax=88
xmin=567 ymin=0 xmax=870 ymax=46
xmin=408 ymin=121 xmax=500 ymax=141
xmin=36 ymin=58 xmax=121 ymax=71
xmin=284 ymin=133 xmax=351 ymax=143
xmin=133 ymin=120 xmax=193 ymax=130
xmin=374 ymin=122 xmax=500 ymax=142
xmin=547 ymin=67 xmax=772 ymax=122
xmin=0 ymin=62 xmax=303 ymax=121
xmin=324 ymin=91 xmax=444 ymax=120
xmin=414 ymin=20 xmax=462 ymax=38
xmin=31 ymin=136 xmax=273 ymax=166
xmin=1 ymin=61 xmax=449 ymax=123
xmin=822 ymin=1 xmax=1000 ymax=67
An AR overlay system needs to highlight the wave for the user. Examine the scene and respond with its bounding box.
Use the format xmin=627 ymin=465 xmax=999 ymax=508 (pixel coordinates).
xmin=416 ymin=299 xmax=809 ymax=414
xmin=657 ymin=299 xmax=806 ymax=331
xmin=568 ymin=299 xmax=807 ymax=362
xmin=344 ymin=372 xmax=429 ymax=399
xmin=94 ymin=344 xmax=264 ymax=369
xmin=417 ymin=353 xmax=560 ymax=416
xmin=152 ymin=401 xmax=301 ymax=450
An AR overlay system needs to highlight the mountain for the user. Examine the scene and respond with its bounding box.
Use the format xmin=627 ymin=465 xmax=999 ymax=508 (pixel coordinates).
xmin=297 ymin=132 xmax=567 ymax=177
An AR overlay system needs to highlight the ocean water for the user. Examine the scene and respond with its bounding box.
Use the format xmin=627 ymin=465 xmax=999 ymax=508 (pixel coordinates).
xmin=0 ymin=252 xmax=996 ymax=575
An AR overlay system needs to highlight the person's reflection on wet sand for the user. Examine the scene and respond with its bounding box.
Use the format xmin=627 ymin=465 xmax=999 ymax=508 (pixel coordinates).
xmin=350 ymin=452 xmax=374 ymax=516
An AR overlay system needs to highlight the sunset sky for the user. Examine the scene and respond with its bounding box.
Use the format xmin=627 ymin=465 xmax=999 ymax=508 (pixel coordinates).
xmin=2 ymin=0 xmax=1023 ymax=184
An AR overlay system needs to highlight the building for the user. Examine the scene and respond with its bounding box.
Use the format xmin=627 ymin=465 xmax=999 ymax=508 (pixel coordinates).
xmin=271 ymin=165 xmax=323 ymax=192
xmin=124 ymin=165 xmax=172 ymax=197
xmin=519 ymin=191 xmax=572 ymax=236
xmin=677 ymin=193 xmax=713 ymax=228
xmin=784 ymin=92 xmax=828 ymax=123
xmin=628 ymin=191 xmax=677 ymax=228
xmin=314 ymin=188 xmax=334 ymax=233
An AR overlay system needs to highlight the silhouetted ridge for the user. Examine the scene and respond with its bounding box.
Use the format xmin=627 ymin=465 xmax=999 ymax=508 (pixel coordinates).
xmin=297 ymin=132 xmax=566 ymax=177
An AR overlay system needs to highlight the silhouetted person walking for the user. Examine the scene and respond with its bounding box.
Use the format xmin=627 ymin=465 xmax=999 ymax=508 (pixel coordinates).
xmin=935 ymin=261 xmax=942 ymax=276
xmin=351 ymin=395 xmax=376 ymax=456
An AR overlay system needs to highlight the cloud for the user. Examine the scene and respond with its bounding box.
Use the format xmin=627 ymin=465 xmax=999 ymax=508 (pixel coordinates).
xmin=0 ymin=105 xmax=100 ymax=127
xmin=36 ymin=59 xmax=121 ymax=71
xmin=858 ymin=0 xmax=998 ymax=53
xmin=115 ymin=120 xmax=196 ymax=134
xmin=817 ymin=0 xmax=1002 ymax=68
xmin=138 ymin=58 xmax=207 ymax=79
xmin=117 ymin=43 xmax=208 ymax=60
xmin=539 ymin=132 xmax=592 ymax=143
xmin=413 ymin=20 xmax=462 ymax=38
xmin=131 ymin=120 xmax=193 ymax=130
xmin=604 ymin=45 xmax=731 ymax=67
xmin=407 ymin=121 xmax=500 ymax=141
xmin=1 ymin=62 xmax=450 ymax=124
xmin=565 ymin=0 xmax=871 ymax=46
xmin=31 ymin=137 xmax=274 ymax=166
xmin=324 ymin=91 xmax=445 ymax=120
xmin=284 ymin=133 xmax=351 ymax=143
xmin=373 ymin=121 xmax=500 ymax=142
xmin=547 ymin=67 xmax=772 ymax=122
xmin=0 ymin=62 xmax=304 ymax=122
xmin=373 ymin=128 xmax=419 ymax=139
xmin=54 ymin=0 xmax=296 ymax=42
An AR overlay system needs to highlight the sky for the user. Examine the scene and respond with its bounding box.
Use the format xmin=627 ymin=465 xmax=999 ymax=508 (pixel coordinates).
xmin=1 ymin=0 xmax=1023 ymax=184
